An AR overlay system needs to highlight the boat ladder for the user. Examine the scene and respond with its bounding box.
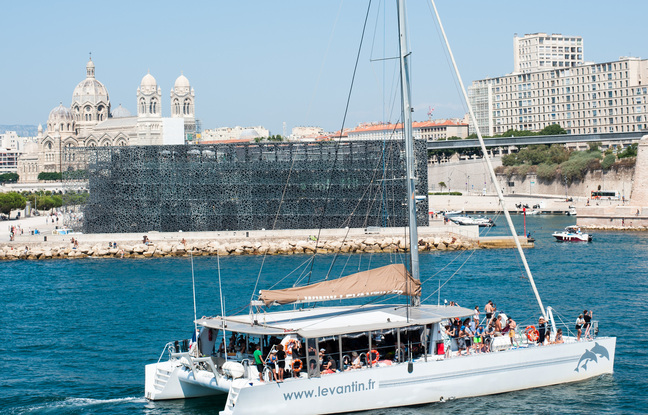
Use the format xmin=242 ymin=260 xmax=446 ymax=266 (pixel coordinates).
xmin=225 ymin=385 xmax=242 ymax=411
xmin=153 ymin=366 xmax=173 ymax=392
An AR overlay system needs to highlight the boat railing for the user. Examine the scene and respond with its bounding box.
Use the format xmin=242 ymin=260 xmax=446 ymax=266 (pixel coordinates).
xmin=157 ymin=338 xmax=193 ymax=363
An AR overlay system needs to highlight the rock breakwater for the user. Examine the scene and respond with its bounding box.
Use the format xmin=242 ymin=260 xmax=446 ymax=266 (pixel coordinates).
xmin=1 ymin=235 xmax=480 ymax=260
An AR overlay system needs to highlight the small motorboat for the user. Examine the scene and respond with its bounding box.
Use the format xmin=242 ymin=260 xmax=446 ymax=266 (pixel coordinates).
xmin=552 ymin=226 xmax=592 ymax=242
xmin=448 ymin=215 xmax=495 ymax=227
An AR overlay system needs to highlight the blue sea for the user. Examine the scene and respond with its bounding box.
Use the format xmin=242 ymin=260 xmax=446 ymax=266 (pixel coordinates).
xmin=1 ymin=215 xmax=646 ymax=414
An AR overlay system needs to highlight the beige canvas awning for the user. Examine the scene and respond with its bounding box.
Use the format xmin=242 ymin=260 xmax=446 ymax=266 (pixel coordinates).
xmin=258 ymin=263 xmax=421 ymax=306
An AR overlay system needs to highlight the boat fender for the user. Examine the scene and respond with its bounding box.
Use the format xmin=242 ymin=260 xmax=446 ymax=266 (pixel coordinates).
xmin=291 ymin=359 xmax=302 ymax=372
xmin=525 ymin=326 xmax=539 ymax=342
xmin=222 ymin=361 xmax=245 ymax=379
xmin=367 ymin=350 xmax=380 ymax=365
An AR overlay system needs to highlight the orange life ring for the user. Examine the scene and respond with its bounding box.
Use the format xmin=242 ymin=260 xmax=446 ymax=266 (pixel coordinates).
xmin=291 ymin=359 xmax=303 ymax=372
xmin=366 ymin=350 xmax=380 ymax=365
xmin=525 ymin=325 xmax=539 ymax=342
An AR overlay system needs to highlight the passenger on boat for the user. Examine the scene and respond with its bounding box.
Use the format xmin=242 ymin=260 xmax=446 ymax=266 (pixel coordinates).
xmin=507 ymin=318 xmax=517 ymax=346
xmin=350 ymin=351 xmax=362 ymax=369
xmin=494 ymin=315 xmax=503 ymax=336
xmin=474 ymin=306 xmax=480 ymax=323
xmin=318 ymin=348 xmax=326 ymax=370
xmin=575 ymin=314 xmax=585 ymax=341
xmin=268 ymin=350 xmax=278 ymax=381
xmin=555 ymin=328 xmax=564 ymax=343
xmin=485 ymin=300 xmax=494 ymax=323
xmin=276 ymin=344 xmax=286 ymax=382
xmin=474 ymin=325 xmax=485 ymax=353
xmin=583 ymin=310 xmax=593 ymax=339
xmin=456 ymin=325 xmax=467 ymax=355
xmin=462 ymin=320 xmax=474 ymax=353
xmin=483 ymin=323 xmax=494 ymax=352
xmin=322 ymin=354 xmax=336 ymax=374
xmin=253 ymin=344 xmax=264 ymax=382
xmin=538 ymin=317 xmax=547 ymax=345
xmin=544 ymin=327 xmax=552 ymax=345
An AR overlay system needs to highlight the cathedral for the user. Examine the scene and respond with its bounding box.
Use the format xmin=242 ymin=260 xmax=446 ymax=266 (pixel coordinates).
xmin=18 ymin=58 xmax=196 ymax=182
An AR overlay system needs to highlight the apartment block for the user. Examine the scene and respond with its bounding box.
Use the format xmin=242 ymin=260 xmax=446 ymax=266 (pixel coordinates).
xmin=469 ymin=56 xmax=648 ymax=136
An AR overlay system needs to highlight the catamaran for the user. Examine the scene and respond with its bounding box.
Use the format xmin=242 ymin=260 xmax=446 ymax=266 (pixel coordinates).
xmin=144 ymin=1 xmax=615 ymax=413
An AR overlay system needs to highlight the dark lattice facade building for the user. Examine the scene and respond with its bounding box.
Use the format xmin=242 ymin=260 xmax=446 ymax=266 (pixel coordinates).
xmin=70 ymin=140 xmax=428 ymax=233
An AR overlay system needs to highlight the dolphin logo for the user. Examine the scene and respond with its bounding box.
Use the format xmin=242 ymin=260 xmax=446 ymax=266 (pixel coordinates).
xmin=591 ymin=343 xmax=610 ymax=360
xmin=574 ymin=349 xmax=598 ymax=372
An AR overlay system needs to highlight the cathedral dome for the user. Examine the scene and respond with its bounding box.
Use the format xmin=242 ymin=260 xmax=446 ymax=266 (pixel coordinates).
xmin=174 ymin=74 xmax=190 ymax=92
xmin=141 ymin=73 xmax=157 ymax=87
xmin=111 ymin=104 xmax=132 ymax=118
xmin=48 ymin=103 xmax=73 ymax=121
xmin=72 ymin=59 xmax=109 ymax=106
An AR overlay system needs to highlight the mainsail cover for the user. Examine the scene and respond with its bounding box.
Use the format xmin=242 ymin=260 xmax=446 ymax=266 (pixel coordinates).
xmin=259 ymin=263 xmax=421 ymax=306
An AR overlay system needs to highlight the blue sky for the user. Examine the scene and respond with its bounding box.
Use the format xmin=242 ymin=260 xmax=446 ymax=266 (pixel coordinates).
xmin=1 ymin=0 xmax=646 ymax=135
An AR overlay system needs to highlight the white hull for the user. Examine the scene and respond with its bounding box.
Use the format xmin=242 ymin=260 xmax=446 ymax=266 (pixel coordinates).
xmin=145 ymin=358 xmax=240 ymax=400
xmin=221 ymin=337 xmax=615 ymax=415
xmin=553 ymin=233 xmax=592 ymax=242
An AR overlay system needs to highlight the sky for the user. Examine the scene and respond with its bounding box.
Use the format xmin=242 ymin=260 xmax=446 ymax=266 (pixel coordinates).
xmin=1 ymin=0 xmax=647 ymax=135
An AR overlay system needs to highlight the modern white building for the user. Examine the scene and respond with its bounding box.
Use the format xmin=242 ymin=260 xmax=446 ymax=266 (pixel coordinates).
xmin=514 ymin=33 xmax=583 ymax=74
xmin=346 ymin=120 xmax=469 ymax=141
xmin=469 ymin=35 xmax=648 ymax=137
xmin=0 ymin=131 xmax=36 ymax=174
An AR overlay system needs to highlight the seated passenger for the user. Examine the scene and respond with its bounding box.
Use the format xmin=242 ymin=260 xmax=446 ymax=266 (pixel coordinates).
xmin=544 ymin=327 xmax=552 ymax=345
xmin=554 ymin=328 xmax=564 ymax=344
xmin=352 ymin=351 xmax=362 ymax=367
xmin=493 ymin=315 xmax=503 ymax=337
xmin=322 ymin=355 xmax=337 ymax=374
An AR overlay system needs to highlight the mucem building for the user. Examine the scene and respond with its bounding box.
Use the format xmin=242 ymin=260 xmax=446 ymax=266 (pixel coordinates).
xmin=66 ymin=140 xmax=428 ymax=233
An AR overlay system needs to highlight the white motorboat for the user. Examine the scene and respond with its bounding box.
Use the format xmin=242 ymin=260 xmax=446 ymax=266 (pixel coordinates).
xmin=553 ymin=226 xmax=593 ymax=242
xmin=448 ymin=215 xmax=495 ymax=227
xmin=145 ymin=1 xmax=615 ymax=412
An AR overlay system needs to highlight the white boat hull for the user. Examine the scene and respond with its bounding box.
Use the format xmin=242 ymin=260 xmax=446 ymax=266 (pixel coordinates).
xmin=145 ymin=359 xmax=234 ymax=400
xmin=553 ymin=233 xmax=592 ymax=242
xmin=221 ymin=337 xmax=615 ymax=414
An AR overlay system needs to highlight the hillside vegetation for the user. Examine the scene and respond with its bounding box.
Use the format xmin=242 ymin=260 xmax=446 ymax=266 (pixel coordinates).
xmin=495 ymin=142 xmax=637 ymax=183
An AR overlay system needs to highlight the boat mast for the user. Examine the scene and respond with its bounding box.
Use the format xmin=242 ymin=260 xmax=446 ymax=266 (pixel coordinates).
xmin=397 ymin=0 xmax=420 ymax=306
xmin=428 ymin=0 xmax=546 ymax=319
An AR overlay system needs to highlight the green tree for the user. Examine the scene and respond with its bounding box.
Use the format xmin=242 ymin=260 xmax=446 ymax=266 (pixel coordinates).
xmin=438 ymin=181 xmax=447 ymax=191
xmin=0 ymin=192 xmax=27 ymax=215
xmin=501 ymin=129 xmax=536 ymax=137
xmin=38 ymin=172 xmax=63 ymax=181
xmin=538 ymin=124 xmax=567 ymax=135
xmin=618 ymin=143 xmax=638 ymax=159
xmin=0 ymin=172 xmax=19 ymax=183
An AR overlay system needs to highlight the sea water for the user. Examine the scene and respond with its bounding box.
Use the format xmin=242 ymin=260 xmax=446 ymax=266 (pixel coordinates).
xmin=1 ymin=215 xmax=646 ymax=414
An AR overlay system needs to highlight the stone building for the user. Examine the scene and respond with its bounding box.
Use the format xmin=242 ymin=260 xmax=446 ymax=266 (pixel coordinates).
xmin=18 ymin=58 xmax=196 ymax=182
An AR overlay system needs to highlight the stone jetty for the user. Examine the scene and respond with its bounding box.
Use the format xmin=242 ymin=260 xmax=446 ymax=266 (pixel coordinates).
xmin=0 ymin=234 xmax=483 ymax=260
xmin=1 ymin=220 xmax=535 ymax=261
